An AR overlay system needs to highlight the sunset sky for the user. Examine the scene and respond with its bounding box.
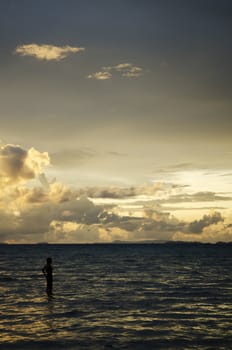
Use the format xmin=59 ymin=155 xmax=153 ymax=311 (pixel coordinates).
xmin=1 ymin=0 xmax=232 ymax=243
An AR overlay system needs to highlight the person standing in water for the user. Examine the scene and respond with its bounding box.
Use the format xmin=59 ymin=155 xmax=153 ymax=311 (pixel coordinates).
xmin=42 ymin=257 xmax=53 ymax=296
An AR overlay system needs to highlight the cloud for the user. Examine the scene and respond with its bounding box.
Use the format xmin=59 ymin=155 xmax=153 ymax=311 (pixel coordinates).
xmin=14 ymin=182 xmax=77 ymax=205
xmin=0 ymin=178 xmax=231 ymax=243
xmin=161 ymin=191 xmax=232 ymax=204
xmin=15 ymin=44 xmax=85 ymax=61
xmin=0 ymin=188 xmax=104 ymax=243
xmin=88 ymin=62 xmax=144 ymax=80
xmin=0 ymin=143 xmax=232 ymax=244
xmin=0 ymin=144 xmax=50 ymax=186
xmin=187 ymin=211 xmax=224 ymax=233
xmin=48 ymin=206 xmax=180 ymax=243
xmin=173 ymin=222 xmax=232 ymax=243
xmin=0 ymin=168 xmax=180 ymax=243
xmin=172 ymin=211 xmax=232 ymax=243
xmin=49 ymin=220 xmax=100 ymax=243
xmin=38 ymin=173 xmax=50 ymax=191
xmin=220 ymin=173 xmax=232 ymax=177
xmin=76 ymin=183 xmax=164 ymax=199
xmin=113 ymin=63 xmax=143 ymax=78
xmin=87 ymin=71 xmax=112 ymax=80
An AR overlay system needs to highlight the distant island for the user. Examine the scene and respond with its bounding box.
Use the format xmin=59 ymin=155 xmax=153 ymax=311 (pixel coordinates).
xmin=0 ymin=241 xmax=232 ymax=245
xmin=112 ymin=240 xmax=232 ymax=245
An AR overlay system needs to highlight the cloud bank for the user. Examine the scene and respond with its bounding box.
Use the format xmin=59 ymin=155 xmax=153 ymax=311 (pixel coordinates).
xmin=15 ymin=44 xmax=85 ymax=61
xmin=0 ymin=143 xmax=232 ymax=244
xmin=76 ymin=183 xmax=164 ymax=199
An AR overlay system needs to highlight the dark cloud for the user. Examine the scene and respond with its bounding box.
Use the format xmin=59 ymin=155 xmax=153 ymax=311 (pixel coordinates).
xmin=187 ymin=212 xmax=224 ymax=234
xmin=0 ymin=145 xmax=28 ymax=179
xmin=161 ymin=192 xmax=232 ymax=204
xmin=0 ymin=179 xmax=178 ymax=242
xmin=76 ymin=183 xmax=169 ymax=199
xmin=0 ymin=179 xmax=230 ymax=243
xmin=0 ymin=1 xmax=232 ymax=243
xmin=0 ymin=194 xmax=104 ymax=242
xmin=77 ymin=186 xmax=138 ymax=199
xmin=0 ymin=143 xmax=230 ymax=243
xmin=0 ymin=144 xmax=49 ymax=185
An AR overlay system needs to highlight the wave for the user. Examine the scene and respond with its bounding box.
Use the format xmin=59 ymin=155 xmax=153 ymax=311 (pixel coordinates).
xmin=0 ymin=244 xmax=232 ymax=349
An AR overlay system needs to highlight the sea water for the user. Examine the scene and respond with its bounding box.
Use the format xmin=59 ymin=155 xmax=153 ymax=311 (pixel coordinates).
xmin=0 ymin=243 xmax=232 ymax=350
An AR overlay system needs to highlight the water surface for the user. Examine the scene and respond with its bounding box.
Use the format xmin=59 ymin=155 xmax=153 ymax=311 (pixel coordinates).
xmin=0 ymin=243 xmax=232 ymax=349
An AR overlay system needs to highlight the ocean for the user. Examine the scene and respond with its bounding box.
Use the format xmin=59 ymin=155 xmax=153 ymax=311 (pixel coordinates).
xmin=0 ymin=243 xmax=231 ymax=350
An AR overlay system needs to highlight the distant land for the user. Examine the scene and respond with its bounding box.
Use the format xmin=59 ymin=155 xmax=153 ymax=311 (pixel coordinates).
xmin=112 ymin=240 xmax=232 ymax=245
xmin=0 ymin=241 xmax=232 ymax=245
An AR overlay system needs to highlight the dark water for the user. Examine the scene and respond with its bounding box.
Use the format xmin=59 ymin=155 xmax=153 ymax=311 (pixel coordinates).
xmin=0 ymin=244 xmax=232 ymax=350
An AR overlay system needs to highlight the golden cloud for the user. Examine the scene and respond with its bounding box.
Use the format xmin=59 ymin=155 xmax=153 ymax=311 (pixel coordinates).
xmin=0 ymin=144 xmax=50 ymax=186
xmin=113 ymin=63 xmax=143 ymax=77
xmin=15 ymin=43 xmax=85 ymax=61
xmin=1 ymin=143 xmax=232 ymax=244
xmin=173 ymin=222 xmax=232 ymax=243
xmin=88 ymin=62 xmax=144 ymax=80
xmin=87 ymin=71 xmax=112 ymax=80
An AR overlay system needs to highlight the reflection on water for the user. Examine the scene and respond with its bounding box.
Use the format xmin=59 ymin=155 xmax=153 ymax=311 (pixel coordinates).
xmin=0 ymin=244 xmax=232 ymax=349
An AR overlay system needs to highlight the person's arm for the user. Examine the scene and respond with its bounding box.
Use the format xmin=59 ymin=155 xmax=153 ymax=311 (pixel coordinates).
xmin=42 ymin=265 xmax=47 ymax=277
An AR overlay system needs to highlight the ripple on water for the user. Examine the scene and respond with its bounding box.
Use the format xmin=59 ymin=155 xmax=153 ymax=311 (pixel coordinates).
xmin=0 ymin=244 xmax=232 ymax=349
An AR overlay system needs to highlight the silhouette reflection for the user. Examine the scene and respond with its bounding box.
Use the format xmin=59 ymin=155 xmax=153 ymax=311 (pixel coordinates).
xmin=42 ymin=257 xmax=53 ymax=297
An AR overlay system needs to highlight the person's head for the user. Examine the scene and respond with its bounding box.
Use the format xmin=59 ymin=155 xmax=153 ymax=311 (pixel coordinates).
xmin=47 ymin=257 xmax=52 ymax=264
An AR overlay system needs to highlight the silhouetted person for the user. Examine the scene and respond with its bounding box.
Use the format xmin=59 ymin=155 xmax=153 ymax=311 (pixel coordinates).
xmin=42 ymin=257 xmax=53 ymax=296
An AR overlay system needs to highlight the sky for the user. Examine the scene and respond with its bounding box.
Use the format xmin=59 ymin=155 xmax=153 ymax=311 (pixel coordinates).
xmin=0 ymin=0 xmax=232 ymax=243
